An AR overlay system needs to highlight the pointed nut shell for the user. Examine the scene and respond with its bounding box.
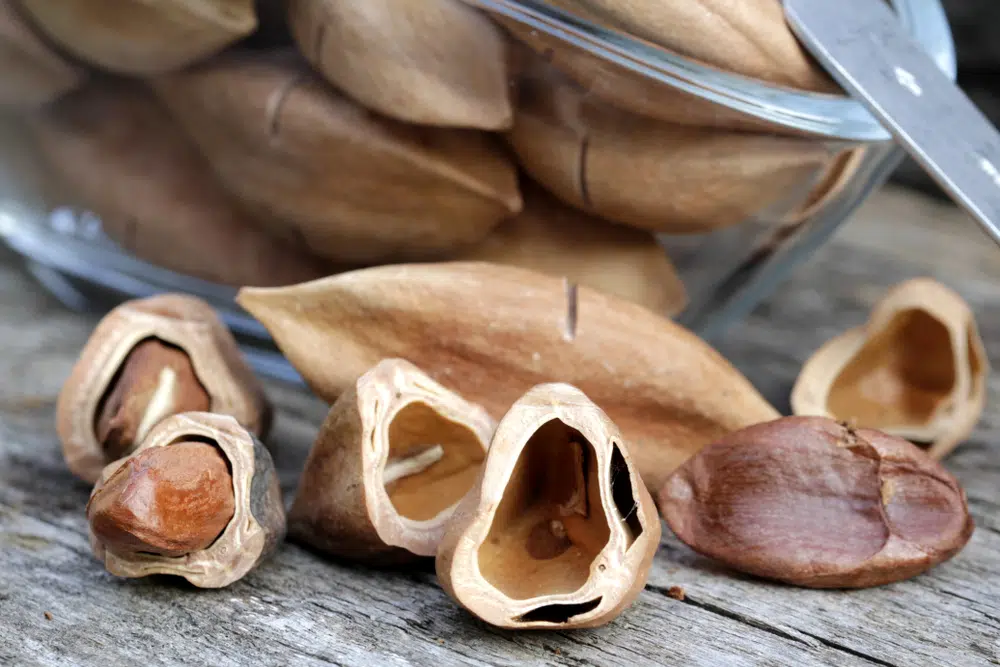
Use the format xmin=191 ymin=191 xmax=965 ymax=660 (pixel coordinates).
xmin=659 ymin=416 xmax=974 ymax=588
xmin=437 ymin=383 xmax=660 ymax=629
xmin=289 ymin=358 xmax=494 ymax=563
xmin=88 ymin=412 xmax=285 ymax=588
xmin=57 ymin=294 xmax=272 ymax=483
xmin=791 ymin=278 xmax=989 ymax=460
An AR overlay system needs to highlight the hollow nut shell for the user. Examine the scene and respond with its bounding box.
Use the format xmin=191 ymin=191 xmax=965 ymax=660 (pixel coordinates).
xmin=57 ymin=294 xmax=272 ymax=484
xmin=89 ymin=413 xmax=285 ymax=588
xmin=659 ymin=417 xmax=974 ymax=589
xmin=455 ymin=183 xmax=687 ymax=317
xmin=237 ymin=262 xmax=779 ymax=493
xmin=17 ymin=0 xmax=256 ymax=75
xmin=288 ymin=0 xmax=512 ymax=130
xmin=791 ymin=278 xmax=989 ymax=460
xmin=28 ymin=79 xmax=331 ymax=288
xmin=507 ymin=64 xmax=831 ymax=234
xmin=152 ymin=51 xmax=522 ymax=265
xmin=0 ymin=0 xmax=85 ymax=108
xmin=437 ymin=383 xmax=660 ymax=629
xmin=87 ymin=441 xmax=235 ymax=558
xmin=289 ymin=358 xmax=494 ymax=563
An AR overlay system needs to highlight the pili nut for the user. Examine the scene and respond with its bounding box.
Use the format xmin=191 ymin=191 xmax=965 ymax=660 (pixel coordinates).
xmin=88 ymin=412 xmax=285 ymax=588
xmin=16 ymin=0 xmax=256 ymax=75
xmin=535 ymin=0 xmax=837 ymax=93
xmin=87 ymin=441 xmax=235 ymax=558
xmin=152 ymin=50 xmax=522 ymax=265
xmin=28 ymin=80 xmax=331 ymax=288
xmin=455 ymin=183 xmax=687 ymax=317
xmin=436 ymin=383 xmax=660 ymax=629
xmin=0 ymin=0 xmax=85 ymax=108
xmin=506 ymin=62 xmax=832 ymax=234
xmin=791 ymin=278 xmax=989 ymax=460
xmin=56 ymin=294 xmax=272 ymax=484
xmin=288 ymin=0 xmax=512 ymax=130
xmin=289 ymin=358 xmax=494 ymax=563
xmin=659 ymin=416 xmax=974 ymax=589
xmin=237 ymin=262 xmax=779 ymax=496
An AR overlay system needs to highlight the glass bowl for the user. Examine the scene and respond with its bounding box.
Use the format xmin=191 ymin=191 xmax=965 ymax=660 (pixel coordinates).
xmin=0 ymin=0 xmax=956 ymax=384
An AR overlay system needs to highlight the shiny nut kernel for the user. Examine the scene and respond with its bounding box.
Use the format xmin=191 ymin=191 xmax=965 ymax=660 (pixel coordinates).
xmin=87 ymin=441 xmax=235 ymax=557
xmin=659 ymin=416 xmax=974 ymax=589
xmin=95 ymin=339 xmax=210 ymax=460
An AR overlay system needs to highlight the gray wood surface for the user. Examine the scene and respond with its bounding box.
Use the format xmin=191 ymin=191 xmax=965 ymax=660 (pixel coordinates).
xmin=2 ymin=186 xmax=999 ymax=667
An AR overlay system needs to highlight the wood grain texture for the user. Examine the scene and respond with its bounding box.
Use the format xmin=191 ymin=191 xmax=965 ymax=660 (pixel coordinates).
xmin=2 ymin=187 xmax=1000 ymax=666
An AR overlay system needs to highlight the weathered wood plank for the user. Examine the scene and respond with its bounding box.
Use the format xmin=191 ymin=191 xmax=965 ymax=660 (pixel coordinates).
xmin=2 ymin=187 xmax=1000 ymax=666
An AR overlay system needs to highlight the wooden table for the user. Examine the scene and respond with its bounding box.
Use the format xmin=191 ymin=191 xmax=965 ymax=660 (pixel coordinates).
xmin=1 ymin=186 xmax=998 ymax=667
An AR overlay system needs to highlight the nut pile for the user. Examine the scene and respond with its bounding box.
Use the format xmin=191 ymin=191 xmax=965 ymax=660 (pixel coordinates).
xmin=5 ymin=0 xmax=854 ymax=310
xmin=56 ymin=273 xmax=981 ymax=628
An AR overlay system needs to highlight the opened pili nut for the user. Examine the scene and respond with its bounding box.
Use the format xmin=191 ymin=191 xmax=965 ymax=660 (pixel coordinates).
xmin=16 ymin=0 xmax=256 ymax=75
xmin=56 ymin=294 xmax=271 ymax=484
xmin=791 ymin=278 xmax=989 ymax=460
xmin=238 ymin=262 xmax=779 ymax=493
xmin=289 ymin=358 xmax=494 ymax=563
xmin=437 ymin=383 xmax=660 ymax=629
xmin=288 ymin=0 xmax=512 ymax=130
xmin=659 ymin=416 xmax=974 ymax=589
xmin=88 ymin=412 xmax=285 ymax=588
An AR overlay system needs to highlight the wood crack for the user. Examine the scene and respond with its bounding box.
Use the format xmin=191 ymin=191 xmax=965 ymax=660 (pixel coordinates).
xmin=796 ymin=631 xmax=900 ymax=667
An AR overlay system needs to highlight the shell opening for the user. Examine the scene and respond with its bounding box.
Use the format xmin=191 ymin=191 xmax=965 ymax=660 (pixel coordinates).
xmin=477 ymin=419 xmax=611 ymax=600
xmin=516 ymin=597 xmax=603 ymax=624
xmin=828 ymin=310 xmax=956 ymax=430
xmin=384 ymin=402 xmax=485 ymax=522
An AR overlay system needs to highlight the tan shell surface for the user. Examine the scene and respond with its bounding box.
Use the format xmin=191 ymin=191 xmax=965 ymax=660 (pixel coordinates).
xmin=436 ymin=383 xmax=660 ymax=629
xmin=238 ymin=262 xmax=779 ymax=492
xmin=791 ymin=278 xmax=989 ymax=460
xmin=56 ymin=294 xmax=271 ymax=483
xmin=289 ymin=359 xmax=494 ymax=562
xmin=17 ymin=0 xmax=256 ymax=75
xmin=289 ymin=0 xmax=512 ymax=129
xmin=29 ymin=79 xmax=331 ymax=287
xmin=153 ymin=51 xmax=522 ymax=265
xmin=0 ymin=0 xmax=85 ymax=108
xmin=455 ymin=184 xmax=687 ymax=316
xmin=89 ymin=412 xmax=285 ymax=588
xmin=507 ymin=64 xmax=832 ymax=234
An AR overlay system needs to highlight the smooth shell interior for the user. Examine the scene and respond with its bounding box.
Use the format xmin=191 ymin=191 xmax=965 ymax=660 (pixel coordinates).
xmin=477 ymin=419 xmax=613 ymax=601
xmin=384 ymin=402 xmax=486 ymax=522
xmin=827 ymin=310 xmax=957 ymax=429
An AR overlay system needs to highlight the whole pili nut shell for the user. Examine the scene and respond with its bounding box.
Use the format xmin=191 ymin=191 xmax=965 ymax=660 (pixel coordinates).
xmin=659 ymin=416 xmax=974 ymax=589
xmin=507 ymin=63 xmax=832 ymax=234
xmin=87 ymin=441 xmax=236 ymax=558
xmin=16 ymin=0 xmax=257 ymax=75
xmin=28 ymin=79 xmax=332 ymax=288
xmin=538 ymin=0 xmax=836 ymax=93
xmin=57 ymin=294 xmax=271 ymax=484
xmin=152 ymin=50 xmax=522 ymax=265
xmin=437 ymin=383 xmax=660 ymax=629
xmin=0 ymin=0 xmax=85 ymax=108
xmin=289 ymin=358 xmax=494 ymax=564
xmin=791 ymin=278 xmax=989 ymax=460
xmin=88 ymin=412 xmax=285 ymax=588
xmin=288 ymin=0 xmax=512 ymax=130
xmin=237 ymin=262 xmax=779 ymax=492
xmin=455 ymin=183 xmax=687 ymax=317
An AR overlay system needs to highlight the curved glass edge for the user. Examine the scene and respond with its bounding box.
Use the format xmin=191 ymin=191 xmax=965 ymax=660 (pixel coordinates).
xmin=465 ymin=0 xmax=957 ymax=140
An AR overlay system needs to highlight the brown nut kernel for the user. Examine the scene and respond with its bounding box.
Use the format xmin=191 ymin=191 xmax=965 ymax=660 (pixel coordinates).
xmin=289 ymin=358 xmax=494 ymax=563
xmin=659 ymin=416 xmax=974 ymax=589
xmin=95 ymin=340 xmax=210 ymax=461
xmin=89 ymin=413 xmax=285 ymax=588
xmin=87 ymin=441 xmax=235 ymax=557
xmin=436 ymin=383 xmax=660 ymax=629
xmin=57 ymin=294 xmax=271 ymax=483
